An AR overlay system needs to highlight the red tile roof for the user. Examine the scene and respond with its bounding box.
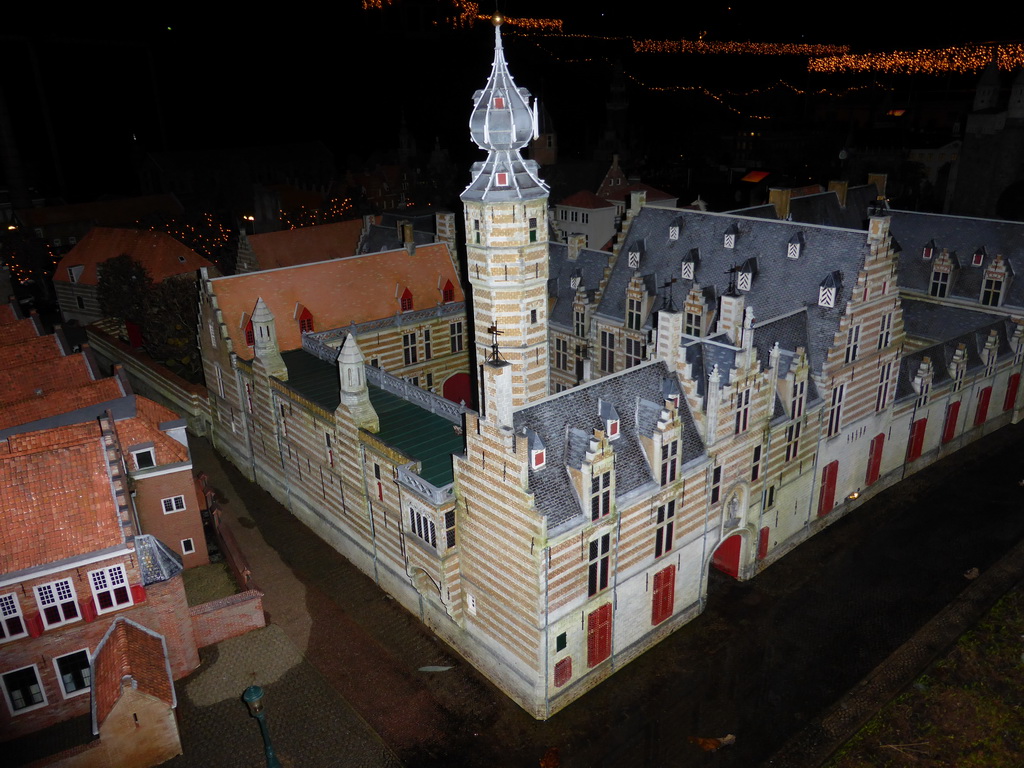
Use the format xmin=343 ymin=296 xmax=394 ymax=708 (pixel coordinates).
xmin=0 ymin=317 xmax=43 ymax=346
xmin=0 ymin=333 xmax=62 ymax=366
xmin=558 ymin=190 xmax=615 ymax=210
xmin=247 ymin=219 xmax=368 ymax=270
xmin=54 ymin=228 xmax=213 ymax=286
xmin=0 ymin=354 xmax=95 ymax=406
xmin=0 ymin=430 xmax=123 ymax=572
xmin=0 ymin=377 xmax=126 ymax=432
xmin=0 ymin=303 xmax=20 ymax=325
xmin=210 ymin=243 xmax=463 ymax=358
xmin=93 ymin=619 xmax=174 ymax=731
xmin=116 ymin=400 xmax=190 ymax=466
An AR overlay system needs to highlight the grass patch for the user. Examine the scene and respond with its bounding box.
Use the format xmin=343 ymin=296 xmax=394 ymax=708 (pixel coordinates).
xmin=826 ymin=584 xmax=1024 ymax=768
xmin=182 ymin=561 xmax=240 ymax=606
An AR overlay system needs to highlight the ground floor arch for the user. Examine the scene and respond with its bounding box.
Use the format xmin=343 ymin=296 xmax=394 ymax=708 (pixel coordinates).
xmin=711 ymin=533 xmax=745 ymax=579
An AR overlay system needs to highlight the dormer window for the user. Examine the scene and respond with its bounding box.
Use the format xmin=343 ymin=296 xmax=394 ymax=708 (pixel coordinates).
xmin=982 ymin=276 xmax=1003 ymax=306
xmin=922 ymin=240 xmax=935 ymax=260
xmin=628 ymin=250 xmax=640 ymax=269
xmin=493 ymin=96 xmax=505 ymax=109
xmin=401 ymin=288 xmax=414 ymax=312
xmin=818 ymin=272 xmax=839 ymax=308
xmin=972 ymin=247 xmax=986 ymax=267
xmin=607 ymin=419 xmax=620 ymax=439
xmin=787 ymin=232 xmax=804 ymax=259
xmin=496 ymin=172 xmax=509 ymax=187
xmin=531 ymin=448 xmax=545 ymax=469
xmin=442 ymin=280 xmax=455 ymax=303
xmin=570 ymin=270 xmax=582 ymax=290
xmin=724 ymin=224 xmax=739 ymax=249
xmin=681 ymin=261 xmax=694 ymax=280
xmin=599 ymin=399 xmax=621 ymax=441
xmin=298 ymin=307 xmax=313 ymax=333
xmin=245 ymin=319 xmax=255 ymax=346
xmin=67 ymin=265 xmax=84 ymax=283
xmin=669 ymin=225 xmax=679 ymax=241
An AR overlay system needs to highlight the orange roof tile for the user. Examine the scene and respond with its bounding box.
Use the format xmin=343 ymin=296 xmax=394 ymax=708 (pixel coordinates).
xmin=115 ymin=407 xmax=190 ymax=466
xmin=0 ymin=354 xmax=95 ymax=406
xmin=93 ymin=619 xmax=173 ymax=731
xmin=0 ymin=377 xmax=126 ymax=432
xmin=0 ymin=317 xmax=43 ymax=346
xmin=54 ymin=228 xmax=213 ymax=286
xmin=247 ymin=219 xmax=367 ymax=270
xmin=0 ymin=303 xmax=20 ymax=325
xmin=0 ymin=333 xmax=62 ymax=366
xmin=0 ymin=433 xmax=123 ymax=572
xmin=558 ymin=190 xmax=616 ymax=210
xmin=210 ymin=243 xmax=463 ymax=358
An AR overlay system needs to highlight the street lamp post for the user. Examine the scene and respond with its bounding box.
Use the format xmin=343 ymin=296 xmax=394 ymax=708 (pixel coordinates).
xmin=242 ymin=685 xmax=283 ymax=768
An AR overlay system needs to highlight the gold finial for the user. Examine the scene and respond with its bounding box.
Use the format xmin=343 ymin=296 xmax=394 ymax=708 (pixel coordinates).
xmin=492 ymin=12 xmax=503 ymax=27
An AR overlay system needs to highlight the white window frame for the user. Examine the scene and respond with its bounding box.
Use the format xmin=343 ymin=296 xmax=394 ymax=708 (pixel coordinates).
xmin=132 ymin=448 xmax=156 ymax=470
xmin=88 ymin=564 xmax=133 ymax=615
xmin=35 ymin=578 xmax=80 ymax=629
xmin=162 ymin=495 xmax=186 ymax=514
xmin=53 ymin=649 xmax=91 ymax=699
xmin=2 ymin=664 xmax=48 ymax=715
xmin=408 ymin=507 xmax=437 ymax=549
xmin=181 ymin=538 xmax=196 ymax=555
xmin=0 ymin=593 xmax=27 ymax=643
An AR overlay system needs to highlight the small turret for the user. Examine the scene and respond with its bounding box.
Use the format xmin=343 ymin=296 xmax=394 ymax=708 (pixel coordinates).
xmin=337 ymin=334 xmax=379 ymax=432
xmin=251 ymin=297 xmax=287 ymax=380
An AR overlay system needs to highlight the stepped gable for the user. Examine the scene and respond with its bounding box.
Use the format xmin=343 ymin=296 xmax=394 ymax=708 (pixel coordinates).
xmin=547 ymin=242 xmax=612 ymax=327
xmin=889 ymin=209 xmax=1024 ymax=308
xmin=514 ymin=361 xmax=704 ymax=530
xmin=600 ymin=207 xmax=868 ymax=369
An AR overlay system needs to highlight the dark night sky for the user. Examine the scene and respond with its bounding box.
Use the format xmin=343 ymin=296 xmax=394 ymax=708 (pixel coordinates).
xmin=1 ymin=2 xmax=1016 ymax=201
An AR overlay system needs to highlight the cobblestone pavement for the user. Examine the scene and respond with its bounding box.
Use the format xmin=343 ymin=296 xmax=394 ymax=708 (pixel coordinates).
xmin=185 ymin=418 xmax=1024 ymax=768
xmin=164 ymin=626 xmax=400 ymax=768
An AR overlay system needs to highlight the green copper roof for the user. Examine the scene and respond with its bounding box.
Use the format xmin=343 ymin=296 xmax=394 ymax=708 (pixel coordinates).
xmin=280 ymin=349 xmax=461 ymax=487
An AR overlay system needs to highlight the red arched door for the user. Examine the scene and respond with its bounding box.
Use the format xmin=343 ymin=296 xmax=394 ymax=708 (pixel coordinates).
xmin=442 ymin=373 xmax=471 ymax=405
xmin=712 ymin=535 xmax=743 ymax=578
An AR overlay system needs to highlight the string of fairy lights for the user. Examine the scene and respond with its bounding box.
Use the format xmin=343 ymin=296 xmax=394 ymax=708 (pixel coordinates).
xmin=809 ymin=43 xmax=1024 ymax=75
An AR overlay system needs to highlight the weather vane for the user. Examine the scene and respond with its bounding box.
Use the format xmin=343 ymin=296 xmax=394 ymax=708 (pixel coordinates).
xmin=487 ymin=324 xmax=505 ymax=363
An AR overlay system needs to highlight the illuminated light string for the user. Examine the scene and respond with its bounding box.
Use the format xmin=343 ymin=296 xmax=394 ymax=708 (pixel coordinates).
xmin=633 ymin=39 xmax=850 ymax=56
xmin=809 ymin=43 xmax=1024 ymax=75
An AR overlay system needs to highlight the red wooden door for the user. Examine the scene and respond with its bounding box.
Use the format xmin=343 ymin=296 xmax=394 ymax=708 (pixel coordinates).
xmin=818 ymin=460 xmax=839 ymax=516
xmin=908 ymin=418 xmax=927 ymax=461
xmin=586 ymin=603 xmax=612 ymax=667
xmin=974 ymin=387 xmax=992 ymax=426
xmin=442 ymin=372 xmax=471 ymax=405
xmin=757 ymin=526 xmax=770 ymax=560
xmin=713 ymin=535 xmax=742 ymax=578
xmin=651 ymin=565 xmax=676 ymax=625
xmin=865 ymin=433 xmax=884 ymax=486
xmin=942 ymin=401 xmax=960 ymax=443
xmin=1005 ymin=373 xmax=1021 ymax=412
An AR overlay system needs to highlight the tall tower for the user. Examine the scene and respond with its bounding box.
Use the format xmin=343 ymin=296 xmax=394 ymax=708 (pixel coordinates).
xmin=461 ymin=14 xmax=550 ymax=408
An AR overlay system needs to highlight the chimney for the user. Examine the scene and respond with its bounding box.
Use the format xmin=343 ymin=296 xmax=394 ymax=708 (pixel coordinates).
xmin=828 ymin=180 xmax=849 ymax=207
xmin=401 ymin=221 xmax=415 ymax=255
xmin=567 ymin=233 xmax=585 ymax=261
xmin=768 ymin=188 xmax=792 ymax=220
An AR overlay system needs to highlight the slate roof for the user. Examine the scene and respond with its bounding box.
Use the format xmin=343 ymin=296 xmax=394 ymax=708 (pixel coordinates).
xmin=246 ymin=219 xmax=366 ymax=270
xmin=599 ymin=207 xmax=867 ymax=373
xmin=732 ymin=183 xmax=878 ymax=230
xmin=547 ymin=243 xmax=613 ymax=327
xmin=896 ymin=307 xmax=1016 ymax=400
xmin=0 ymin=429 xmax=123 ymax=573
xmin=92 ymin=619 xmax=175 ymax=734
xmin=280 ymin=350 xmax=462 ymax=487
xmin=210 ymin=243 xmax=462 ymax=360
xmin=900 ymin=298 xmax=1005 ymax=342
xmin=513 ymin=360 xmax=704 ymax=531
xmin=888 ymin=209 xmax=1024 ymax=309
xmin=54 ymin=227 xmax=212 ymax=286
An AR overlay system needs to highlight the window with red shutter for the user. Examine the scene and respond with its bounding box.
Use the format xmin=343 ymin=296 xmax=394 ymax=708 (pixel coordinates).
xmin=586 ymin=604 xmax=612 ymax=667
xmin=975 ymin=386 xmax=992 ymax=426
xmin=651 ymin=565 xmax=676 ymax=626
xmin=554 ymin=657 xmax=572 ymax=687
xmin=400 ymin=288 xmax=413 ymax=312
xmin=757 ymin=527 xmax=770 ymax=560
xmin=245 ymin=320 xmax=254 ymax=346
